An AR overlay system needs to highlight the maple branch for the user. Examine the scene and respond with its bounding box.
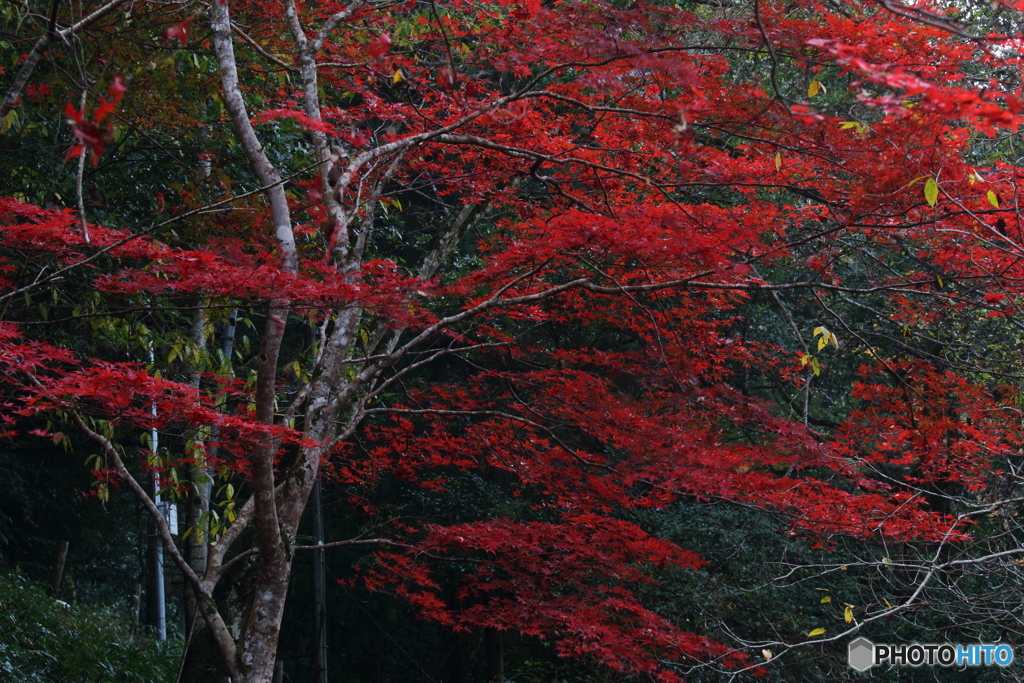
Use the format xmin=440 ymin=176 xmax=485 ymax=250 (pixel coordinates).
xmin=283 ymin=0 xmax=352 ymax=268
xmin=327 ymin=263 xmax=550 ymax=407
xmin=752 ymin=0 xmax=784 ymax=103
xmin=215 ymin=547 xmax=259 ymax=577
xmin=58 ymin=408 xmax=239 ymax=678
xmin=232 ymin=21 xmax=299 ymax=72
xmin=350 ymin=149 xmax=409 ymax=264
xmin=314 ymin=266 xmax=960 ymax=457
xmin=211 ymin=0 xmax=296 ymax=273
xmin=325 ymin=59 xmax=637 ymax=195
xmin=0 ymin=0 xmax=131 ymax=120
xmin=745 ymin=517 xmax=988 ymax=659
xmin=874 ymin=0 xmax=983 ymax=40
xmin=312 ymin=0 xmax=366 ymax=53
xmin=296 ymin=204 xmax=491 ymax=452
xmin=74 ymin=88 xmax=89 ymax=245
xmin=293 ymin=537 xmax=411 ymax=551
xmin=363 ymin=406 xmax=615 ymax=472
xmin=938 ymin=184 xmax=1024 ymax=254
xmin=207 ymin=495 xmax=256 ymax=575
xmin=418 ymin=202 xmax=482 ymax=280
xmin=0 ymin=167 xmax=314 ymax=306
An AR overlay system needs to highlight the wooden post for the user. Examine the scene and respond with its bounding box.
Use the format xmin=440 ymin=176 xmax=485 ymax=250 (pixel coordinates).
xmin=48 ymin=540 xmax=69 ymax=597
xmin=130 ymin=582 xmax=142 ymax=635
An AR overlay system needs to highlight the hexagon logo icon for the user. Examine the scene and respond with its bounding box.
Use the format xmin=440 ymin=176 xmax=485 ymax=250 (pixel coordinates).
xmin=848 ymin=637 xmax=875 ymax=671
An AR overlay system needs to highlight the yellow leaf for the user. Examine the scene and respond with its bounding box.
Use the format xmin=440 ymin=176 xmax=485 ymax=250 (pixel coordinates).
xmin=883 ymin=597 xmax=893 ymax=608
xmin=844 ymin=605 xmax=854 ymax=623
xmin=813 ymin=326 xmax=838 ymax=350
xmin=392 ymin=69 xmax=404 ymax=84
xmin=808 ymin=80 xmax=825 ymax=97
xmin=800 ymin=354 xmax=812 ymax=367
xmin=838 ymin=121 xmax=859 ymax=130
xmin=807 ymin=628 xmax=826 ymax=637
xmin=0 ymin=109 xmax=18 ymax=135
xmin=987 ymin=190 xmax=999 ymax=208
xmin=774 ymin=151 xmax=782 ymax=171
xmin=820 ymin=595 xmax=832 ymax=604
xmin=360 ymin=328 xmax=369 ymax=344
xmin=762 ymin=649 xmax=773 ymax=661
xmin=923 ymin=178 xmax=938 ymax=207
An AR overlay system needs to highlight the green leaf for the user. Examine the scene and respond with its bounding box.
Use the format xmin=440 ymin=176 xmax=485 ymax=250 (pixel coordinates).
xmin=923 ymin=178 xmax=939 ymax=207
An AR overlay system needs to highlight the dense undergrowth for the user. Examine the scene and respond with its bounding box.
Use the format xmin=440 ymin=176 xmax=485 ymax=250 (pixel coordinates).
xmin=0 ymin=573 xmax=178 ymax=682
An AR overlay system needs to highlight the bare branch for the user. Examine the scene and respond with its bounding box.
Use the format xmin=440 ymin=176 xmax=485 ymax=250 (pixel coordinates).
xmin=0 ymin=0 xmax=131 ymax=120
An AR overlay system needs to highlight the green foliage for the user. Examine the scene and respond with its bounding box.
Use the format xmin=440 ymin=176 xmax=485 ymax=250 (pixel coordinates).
xmin=0 ymin=573 xmax=179 ymax=682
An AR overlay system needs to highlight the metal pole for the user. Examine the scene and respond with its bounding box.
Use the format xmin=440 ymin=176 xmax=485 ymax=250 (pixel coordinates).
xmin=148 ymin=341 xmax=166 ymax=641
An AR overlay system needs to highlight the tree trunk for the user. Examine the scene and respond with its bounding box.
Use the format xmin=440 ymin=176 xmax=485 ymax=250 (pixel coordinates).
xmin=485 ymin=628 xmax=503 ymax=683
xmin=311 ymin=481 xmax=328 ymax=683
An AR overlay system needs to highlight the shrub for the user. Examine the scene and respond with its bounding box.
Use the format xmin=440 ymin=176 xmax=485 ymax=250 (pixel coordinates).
xmin=0 ymin=573 xmax=178 ymax=682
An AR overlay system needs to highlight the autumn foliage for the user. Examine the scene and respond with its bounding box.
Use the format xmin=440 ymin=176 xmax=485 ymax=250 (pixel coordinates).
xmin=4 ymin=0 xmax=1024 ymax=679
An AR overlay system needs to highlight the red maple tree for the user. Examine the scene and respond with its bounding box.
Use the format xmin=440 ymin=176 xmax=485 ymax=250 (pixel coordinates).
xmin=3 ymin=0 xmax=1024 ymax=680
